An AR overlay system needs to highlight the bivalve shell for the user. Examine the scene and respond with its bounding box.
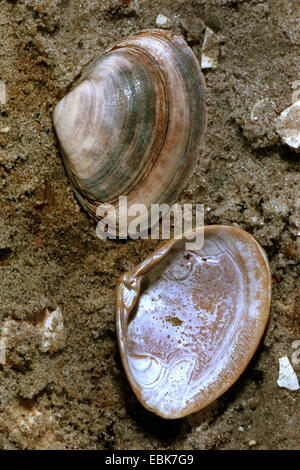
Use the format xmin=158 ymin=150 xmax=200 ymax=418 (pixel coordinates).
xmin=53 ymin=30 xmax=206 ymax=233
xmin=116 ymin=226 xmax=271 ymax=419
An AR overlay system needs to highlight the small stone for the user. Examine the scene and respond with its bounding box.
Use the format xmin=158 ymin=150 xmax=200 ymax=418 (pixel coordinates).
xmin=276 ymin=100 xmax=300 ymax=151
xmin=291 ymin=80 xmax=300 ymax=104
xmin=156 ymin=14 xmax=171 ymax=28
xmin=205 ymin=15 xmax=221 ymax=32
xmin=201 ymin=27 xmax=220 ymax=69
xmin=0 ymin=339 xmax=6 ymax=364
xmin=277 ymin=356 xmax=299 ymax=391
xmin=0 ymin=81 xmax=6 ymax=104
xmin=0 ymin=320 xmax=17 ymax=365
xmin=292 ymin=340 xmax=300 ymax=365
xmin=248 ymin=439 xmax=257 ymax=447
xmin=180 ymin=17 xmax=205 ymax=41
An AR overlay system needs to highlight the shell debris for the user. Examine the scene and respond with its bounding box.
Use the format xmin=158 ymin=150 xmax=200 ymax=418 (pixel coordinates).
xmin=0 ymin=307 xmax=65 ymax=361
xmin=0 ymin=319 xmax=18 ymax=365
xmin=37 ymin=307 xmax=65 ymax=353
xmin=276 ymin=100 xmax=300 ymax=151
xmin=0 ymin=339 xmax=5 ymax=365
xmin=277 ymin=356 xmax=299 ymax=391
xmin=201 ymin=27 xmax=220 ymax=69
xmin=0 ymin=80 xmax=6 ymax=104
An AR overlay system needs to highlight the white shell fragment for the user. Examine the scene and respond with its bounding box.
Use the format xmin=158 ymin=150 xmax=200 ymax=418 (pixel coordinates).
xmin=0 ymin=319 xmax=18 ymax=365
xmin=201 ymin=27 xmax=220 ymax=69
xmin=156 ymin=14 xmax=170 ymax=28
xmin=277 ymin=356 xmax=299 ymax=391
xmin=0 ymin=80 xmax=6 ymax=104
xmin=0 ymin=339 xmax=5 ymax=365
xmin=38 ymin=307 xmax=65 ymax=353
xmin=276 ymin=100 xmax=300 ymax=151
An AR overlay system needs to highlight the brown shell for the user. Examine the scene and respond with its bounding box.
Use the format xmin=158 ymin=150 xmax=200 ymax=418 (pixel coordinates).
xmin=53 ymin=30 xmax=206 ymax=233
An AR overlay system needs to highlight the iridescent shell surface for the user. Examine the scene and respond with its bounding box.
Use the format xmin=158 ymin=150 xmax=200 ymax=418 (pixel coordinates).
xmin=116 ymin=226 xmax=271 ymax=419
xmin=53 ymin=30 xmax=206 ymax=230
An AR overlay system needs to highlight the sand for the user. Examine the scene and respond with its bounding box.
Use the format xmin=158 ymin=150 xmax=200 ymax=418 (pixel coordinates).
xmin=0 ymin=0 xmax=299 ymax=450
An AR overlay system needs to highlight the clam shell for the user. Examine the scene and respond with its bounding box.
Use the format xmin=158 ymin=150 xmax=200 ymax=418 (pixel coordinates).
xmin=116 ymin=226 xmax=271 ymax=419
xmin=53 ymin=30 xmax=206 ymax=232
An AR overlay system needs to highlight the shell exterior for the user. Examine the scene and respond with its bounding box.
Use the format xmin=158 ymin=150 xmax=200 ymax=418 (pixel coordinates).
xmin=53 ymin=30 xmax=206 ymax=231
xmin=116 ymin=226 xmax=271 ymax=419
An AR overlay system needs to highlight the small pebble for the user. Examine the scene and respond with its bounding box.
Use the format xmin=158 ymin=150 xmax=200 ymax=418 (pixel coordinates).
xmin=248 ymin=439 xmax=257 ymax=447
xmin=0 ymin=81 xmax=6 ymax=104
xmin=156 ymin=14 xmax=170 ymax=28
xmin=180 ymin=17 xmax=205 ymax=41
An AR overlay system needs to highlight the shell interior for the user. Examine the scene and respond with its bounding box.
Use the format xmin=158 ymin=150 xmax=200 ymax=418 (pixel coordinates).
xmin=116 ymin=226 xmax=271 ymax=419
